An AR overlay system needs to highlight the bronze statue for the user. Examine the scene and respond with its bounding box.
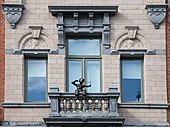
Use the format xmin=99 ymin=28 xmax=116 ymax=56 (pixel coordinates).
xmin=71 ymin=78 xmax=91 ymax=99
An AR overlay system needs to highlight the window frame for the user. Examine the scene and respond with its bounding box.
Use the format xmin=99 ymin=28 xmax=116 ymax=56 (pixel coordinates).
xmin=66 ymin=37 xmax=102 ymax=92
xmin=24 ymin=57 xmax=48 ymax=102
xmin=120 ymin=57 xmax=144 ymax=103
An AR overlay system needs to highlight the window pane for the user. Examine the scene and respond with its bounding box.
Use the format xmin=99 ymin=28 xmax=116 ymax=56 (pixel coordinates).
xmin=68 ymin=39 xmax=100 ymax=55
xmin=121 ymin=60 xmax=142 ymax=103
xmin=86 ymin=60 xmax=100 ymax=92
xmin=27 ymin=60 xmax=46 ymax=101
xmin=68 ymin=60 xmax=82 ymax=92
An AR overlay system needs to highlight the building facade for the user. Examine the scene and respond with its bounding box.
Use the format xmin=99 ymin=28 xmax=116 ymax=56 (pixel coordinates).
xmin=1 ymin=0 xmax=169 ymax=126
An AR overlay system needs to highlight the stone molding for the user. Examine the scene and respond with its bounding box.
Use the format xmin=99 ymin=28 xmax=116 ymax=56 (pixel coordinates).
xmin=114 ymin=27 xmax=149 ymax=50
xmin=2 ymin=102 xmax=168 ymax=109
xmin=18 ymin=30 xmax=55 ymax=50
xmin=48 ymin=6 xmax=118 ymax=52
xmin=1 ymin=3 xmax=25 ymax=29
xmin=145 ymin=4 xmax=168 ymax=29
xmin=48 ymin=6 xmax=118 ymax=15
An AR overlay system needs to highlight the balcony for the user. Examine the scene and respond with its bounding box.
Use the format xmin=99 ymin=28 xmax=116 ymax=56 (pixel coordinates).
xmin=44 ymin=84 xmax=125 ymax=127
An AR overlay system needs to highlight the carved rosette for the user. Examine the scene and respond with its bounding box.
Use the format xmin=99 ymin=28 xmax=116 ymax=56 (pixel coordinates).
xmin=2 ymin=3 xmax=25 ymax=29
xmin=145 ymin=4 xmax=168 ymax=29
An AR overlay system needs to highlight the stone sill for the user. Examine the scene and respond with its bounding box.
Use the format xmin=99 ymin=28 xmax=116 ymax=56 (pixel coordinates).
xmin=2 ymin=102 xmax=50 ymax=108
xmin=118 ymin=103 xmax=169 ymax=109
xmin=2 ymin=102 xmax=168 ymax=109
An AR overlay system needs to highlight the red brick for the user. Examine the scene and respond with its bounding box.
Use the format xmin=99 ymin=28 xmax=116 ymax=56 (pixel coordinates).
xmin=0 ymin=0 xmax=5 ymax=122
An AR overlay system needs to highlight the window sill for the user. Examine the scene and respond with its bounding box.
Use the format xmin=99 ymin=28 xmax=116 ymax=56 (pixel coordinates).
xmin=2 ymin=102 xmax=50 ymax=108
xmin=118 ymin=103 xmax=169 ymax=109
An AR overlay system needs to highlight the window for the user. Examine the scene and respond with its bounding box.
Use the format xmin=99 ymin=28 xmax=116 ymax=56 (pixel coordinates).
xmin=67 ymin=38 xmax=101 ymax=93
xmin=121 ymin=59 xmax=143 ymax=103
xmin=25 ymin=59 xmax=47 ymax=102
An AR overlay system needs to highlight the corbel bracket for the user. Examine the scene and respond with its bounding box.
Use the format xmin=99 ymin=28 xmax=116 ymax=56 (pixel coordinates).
xmin=145 ymin=4 xmax=168 ymax=29
xmin=2 ymin=3 xmax=25 ymax=29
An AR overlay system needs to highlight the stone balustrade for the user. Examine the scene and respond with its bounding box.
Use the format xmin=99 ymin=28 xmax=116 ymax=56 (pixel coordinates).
xmin=48 ymin=84 xmax=120 ymax=117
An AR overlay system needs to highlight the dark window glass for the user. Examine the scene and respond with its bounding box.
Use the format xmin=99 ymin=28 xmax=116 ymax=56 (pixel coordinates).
xmin=26 ymin=60 xmax=47 ymax=102
xmin=121 ymin=60 xmax=143 ymax=103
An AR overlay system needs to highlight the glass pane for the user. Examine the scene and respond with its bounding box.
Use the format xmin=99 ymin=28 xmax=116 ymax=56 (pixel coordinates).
xmin=122 ymin=61 xmax=141 ymax=79
xmin=27 ymin=60 xmax=46 ymax=101
xmin=121 ymin=60 xmax=142 ymax=103
xmin=68 ymin=39 xmax=100 ymax=55
xmin=68 ymin=60 xmax=82 ymax=92
xmin=86 ymin=61 xmax=100 ymax=92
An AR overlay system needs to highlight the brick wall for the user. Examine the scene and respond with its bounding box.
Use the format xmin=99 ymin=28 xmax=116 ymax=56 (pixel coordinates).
xmin=166 ymin=0 xmax=170 ymax=123
xmin=0 ymin=0 xmax=5 ymax=122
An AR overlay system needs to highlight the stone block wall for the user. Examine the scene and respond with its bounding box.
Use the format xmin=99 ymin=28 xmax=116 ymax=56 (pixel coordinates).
xmin=2 ymin=0 xmax=169 ymax=126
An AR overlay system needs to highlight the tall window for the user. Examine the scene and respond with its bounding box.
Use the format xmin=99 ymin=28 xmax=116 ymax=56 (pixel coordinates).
xmin=67 ymin=38 xmax=101 ymax=93
xmin=25 ymin=59 xmax=47 ymax=102
xmin=121 ymin=59 xmax=143 ymax=103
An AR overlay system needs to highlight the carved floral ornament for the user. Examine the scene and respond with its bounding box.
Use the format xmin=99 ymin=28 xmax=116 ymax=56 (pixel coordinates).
xmin=18 ymin=26 xmax=54 ymax=50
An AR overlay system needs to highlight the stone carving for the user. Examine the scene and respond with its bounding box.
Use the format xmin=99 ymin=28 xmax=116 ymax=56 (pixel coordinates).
xmin=18 ymin=31 xmax=55 ymax=50
xmin=21 ymin=26 xmax=48 ymax=49
xmin=120 ymin=39 xmax=143 ymax=49
xmin=145 ymin=4 xmax=168 ymax=29
xmin=114 ymin=26 xmax=149 ymax=50
xmin=88 ymin=13 xmax=94 ymax=33
xmin=2 ymin=3 xmax=25 ymax=29
xmin=71 ymin=78 xmax=91 ymax=99
xmin=125 ymin=26 xmax=139 ymax=39
xmin=24 ymin=38 xmax=48 ymax=49
xmin=73 ymin=13 xmax=79 ymax=33
xmin=29 ymin=26 xmax=43 ymax=39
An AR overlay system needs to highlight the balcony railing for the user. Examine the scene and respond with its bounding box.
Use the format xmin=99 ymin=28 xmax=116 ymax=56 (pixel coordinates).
xmin=48 ymin=84 xmax=120 ymax=117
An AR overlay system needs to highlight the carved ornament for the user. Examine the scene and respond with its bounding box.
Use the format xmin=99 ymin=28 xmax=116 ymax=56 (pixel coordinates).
xmin=125 ymin=26 xmax=139 ymax=39
xmin=24 ymin=38 xmax=48 ymax=49
xmin=120 ymin=39 xmax=143 ymax=49
xmin=145 ymin=4 xmax=168 ymax=29
xmin=2 ymin=3 xmax=25 ymax=29
xmin=29 ymin=26 xmax=43 ymax=39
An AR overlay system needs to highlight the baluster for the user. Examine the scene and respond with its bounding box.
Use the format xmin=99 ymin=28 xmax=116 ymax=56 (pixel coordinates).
xmin=84 ymin=99 xmax=89 ymax=112
xmin=70 ymin=98 xmax=73 ymax=112
xmin=104 ymin=98 xmax=108 ymax=113
xmin=78 ymin=99 xmax=82 ymax=112
xmin=66 ymin=98 xmax=71 ymax=113
xmin=63 ymin=98 xmax=67 ymax=112
xmin=95 ymin=99 xmax=98 ymax=111
xmin=72 ymin=98 xmax=76 ymax=113
xmin=98 ymin=98 xmax=102 ymax=112
xmin=60 ymin=98 xmax=64 ymax=113
xmin=88 ymin=99 xmax=92 ymax=112
xmin=91 ymin=98 xmax=95 ymax=112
